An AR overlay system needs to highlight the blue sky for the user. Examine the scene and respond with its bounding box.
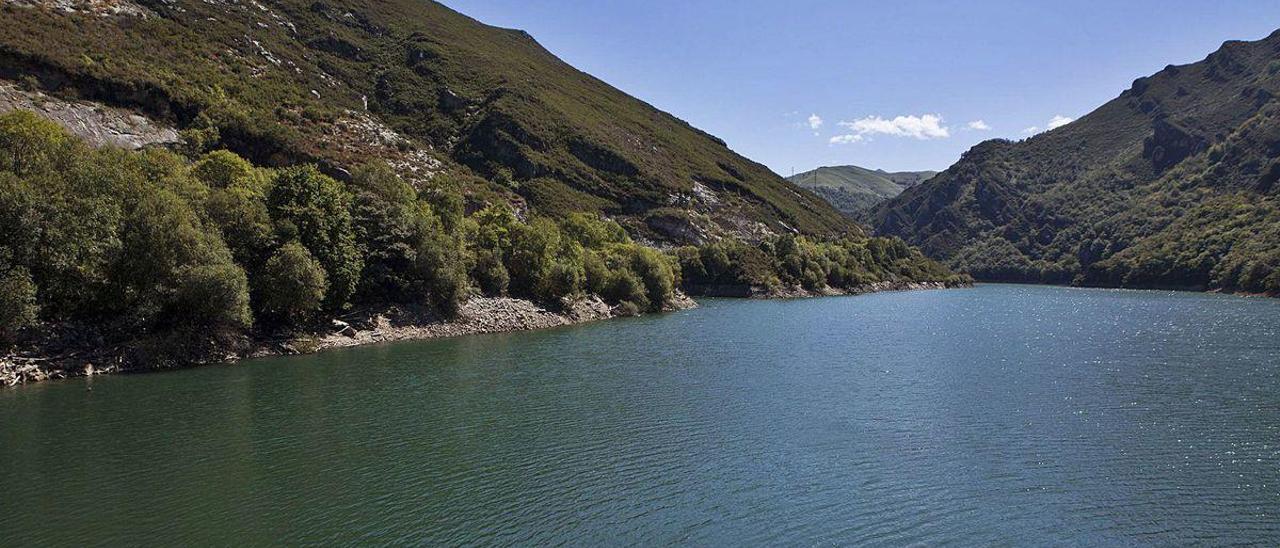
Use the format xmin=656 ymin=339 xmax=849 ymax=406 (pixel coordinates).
xmin=439 ymin=0 xmax=1280 ymax=174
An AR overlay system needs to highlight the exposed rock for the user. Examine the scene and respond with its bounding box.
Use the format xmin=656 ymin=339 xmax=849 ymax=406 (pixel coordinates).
xmin=0 ymin=80 xmax=179 ymax=149
xmin=4 ymin=0 xmax=151 ymax=17
xmin=308 ymin=111 xmax=444 ymax=186
xmin=331 ymin=319 xmax=356 ymax=337
xmin=646 ymin=212 xmax=711 ymax=245
xmin=1143 ymin=117 xmax=1208 ymax=172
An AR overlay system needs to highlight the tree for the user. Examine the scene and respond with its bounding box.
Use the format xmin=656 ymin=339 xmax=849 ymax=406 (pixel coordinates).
xmin=412 ymin=229 xmax=469 ymax=316
xmin=604 ymin=268 xmax=647 ymax=310
xmin=267 ymin=165 xmax=362 ymax=310
xmin=170 ymin=263 xmax=252 ymax=330
xmin=206 ymin=184 xmax=275 ymax=272
xmin=630 ymin=246 xmax=676 ymax=310
xmin=192 ymin=150 xmax=258 ymax=189
xmin=473 ymin=248 xmax=509 ymax=296
xmin=0 ymin=264 xmax=38 ymax=344
xmin=507 ymin=217 xmax=563 ymax=297
xmin=350 ymin=163 xmax=421 ymax=301
xmin=257 ymin=242 xmax=328 ymax=325
xmin=560 ymin=213 xmax=629 ymax=249
xmin=111 ymin=189 xmax=245 ymax=327
xmin=0 ymin=110 xmax=73 ymax=177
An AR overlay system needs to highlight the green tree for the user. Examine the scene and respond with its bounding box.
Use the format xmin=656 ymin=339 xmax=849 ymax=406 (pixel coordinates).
xmin=0 ymin=264 xmax=39 ymax=344
xmin=206 ymin=183 xmax=275 ymax=272
xmin=257 ymin=242 xmax=328 ymax=325
xmin=170 ymin=263 xmax=252 ymax=330
xmin=0 ymin=110 xmax=73 ymax=177
xmin=507 ymin=217 xmax=563 ymax=297
xmin=192 ymin=150 xmax=258 ymax=189
xmin=604 ymin=268 xmax=647 ymax=310
xmin=267 ymin=166 xmax=362 ymax=310
xmin=473 ymin=248 xmax=509 ymax=296
xmin=630 ymin=246 xmax=676 ymax=310
xmin=111 ymin=189 xmax=247 ymax=328
xmin=350 ymin=163 xmax=421 ymax=301
xmin=412 ymin=229 xmax=469 ymax=316
xmin=560 ymin=213 xmax=629 ymax=249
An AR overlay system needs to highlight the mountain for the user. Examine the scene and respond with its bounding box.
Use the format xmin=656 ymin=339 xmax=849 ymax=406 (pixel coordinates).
xmin=0 ymin=0 xmax=852 ymax=244
xmin=788 ymin=165 xmax=936 ymax=219
xmin=0 ymin=0 xmax=965 ymax=382
xmin=874 ymin=30 xmax=1280 ymax=294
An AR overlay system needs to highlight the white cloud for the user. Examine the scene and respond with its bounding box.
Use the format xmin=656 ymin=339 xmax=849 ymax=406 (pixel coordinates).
xmin=807 ymin=114 xmax=824 ymax=131
xmin=1023 ymin=115 xmax=1075 ymax=136
xmin=967 ymin=120 xmax=991 ymax=131
xmin=828 ymin=134 xmax=864 ymax=145
xmin=829 ymin=113 xmax=950 ymax=144
xmin=1046 ymin=114 xmax=1074 ymax=130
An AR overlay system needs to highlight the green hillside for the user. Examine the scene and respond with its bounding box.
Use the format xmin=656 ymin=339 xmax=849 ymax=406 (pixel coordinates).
xmin=0 ymin=0 xmax=853 ymax=243
xmin=874 ymin=30 xmax=1280 ymax=294
xmin=788 ymin=165 xmax=936 ymax=219
xmin=0 ymin=1 xmax=963 ymax=373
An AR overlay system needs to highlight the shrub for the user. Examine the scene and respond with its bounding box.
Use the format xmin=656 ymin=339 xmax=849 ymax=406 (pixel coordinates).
xmin=604 ymin=268 xmax=648 ymax=310
xmin=473 ymin=249 xmax=509 ymax=296
xmin=170 ymin=263 xmax=252 ymax=330
xmin=536 ymin=258 xmax=585 ymax=303
xmin=257 ymin=242 xmax=328 ymax=325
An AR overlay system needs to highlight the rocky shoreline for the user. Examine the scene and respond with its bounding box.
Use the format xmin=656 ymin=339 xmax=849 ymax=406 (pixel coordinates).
xmin=0 ymin=282 xmax=963 ymax=387
xmin=0 ymin=293 xmax=697 ymax=387
xmin=754 ymin=279 xmax=968 ymax=299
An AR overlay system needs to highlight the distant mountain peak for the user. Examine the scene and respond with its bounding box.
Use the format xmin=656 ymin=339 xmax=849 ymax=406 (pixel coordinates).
xmin=787 ymin=165 xmax=936 ymax=221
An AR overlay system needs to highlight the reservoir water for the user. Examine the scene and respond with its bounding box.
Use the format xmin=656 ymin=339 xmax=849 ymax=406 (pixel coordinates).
xmin=2 ymin=284 xmax=1279 ymax=545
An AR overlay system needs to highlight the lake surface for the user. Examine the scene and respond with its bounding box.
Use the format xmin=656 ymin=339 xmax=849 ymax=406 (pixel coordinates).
xmin=2 ymin=284 xmax=1279 ymax=545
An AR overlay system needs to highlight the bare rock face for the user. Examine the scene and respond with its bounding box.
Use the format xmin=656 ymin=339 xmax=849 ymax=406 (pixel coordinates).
xmin=3 ymin=0 xmax=151 ymax=17
xmin=0 ymin=81 xmax=180 ymax=149
xmin=1143 ymin=117 xmax=1208 ymax=173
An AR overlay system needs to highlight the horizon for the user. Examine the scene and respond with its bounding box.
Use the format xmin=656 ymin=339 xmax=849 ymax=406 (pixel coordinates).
xmin=439 ymin=0 xmax=1280 ymax=174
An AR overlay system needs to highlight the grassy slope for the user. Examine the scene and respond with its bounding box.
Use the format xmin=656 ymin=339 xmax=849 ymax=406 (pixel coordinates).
xmin=873 ymin=30 xmax=1280 ymax=292
xmin=0 ymin=0 xmax=853 ymax=242
xmin=788 ymin=165 xmax=936 ymax=219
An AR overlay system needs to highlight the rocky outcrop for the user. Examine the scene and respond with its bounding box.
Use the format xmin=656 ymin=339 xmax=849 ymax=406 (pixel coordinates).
xmin=1143 ymin=117 xmax=1208 ymax=173
xmin=0 ymin=80 xmax=179 ymax=149
xmin=4 ymin=0 xmax=151 ymax=18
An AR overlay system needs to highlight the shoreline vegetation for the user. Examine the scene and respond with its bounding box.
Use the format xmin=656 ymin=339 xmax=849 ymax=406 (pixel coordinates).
xmin=0 ymin=281 xmax=966 ymax=386
xmin=0 ymin=110 xmax=968 ymax=386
